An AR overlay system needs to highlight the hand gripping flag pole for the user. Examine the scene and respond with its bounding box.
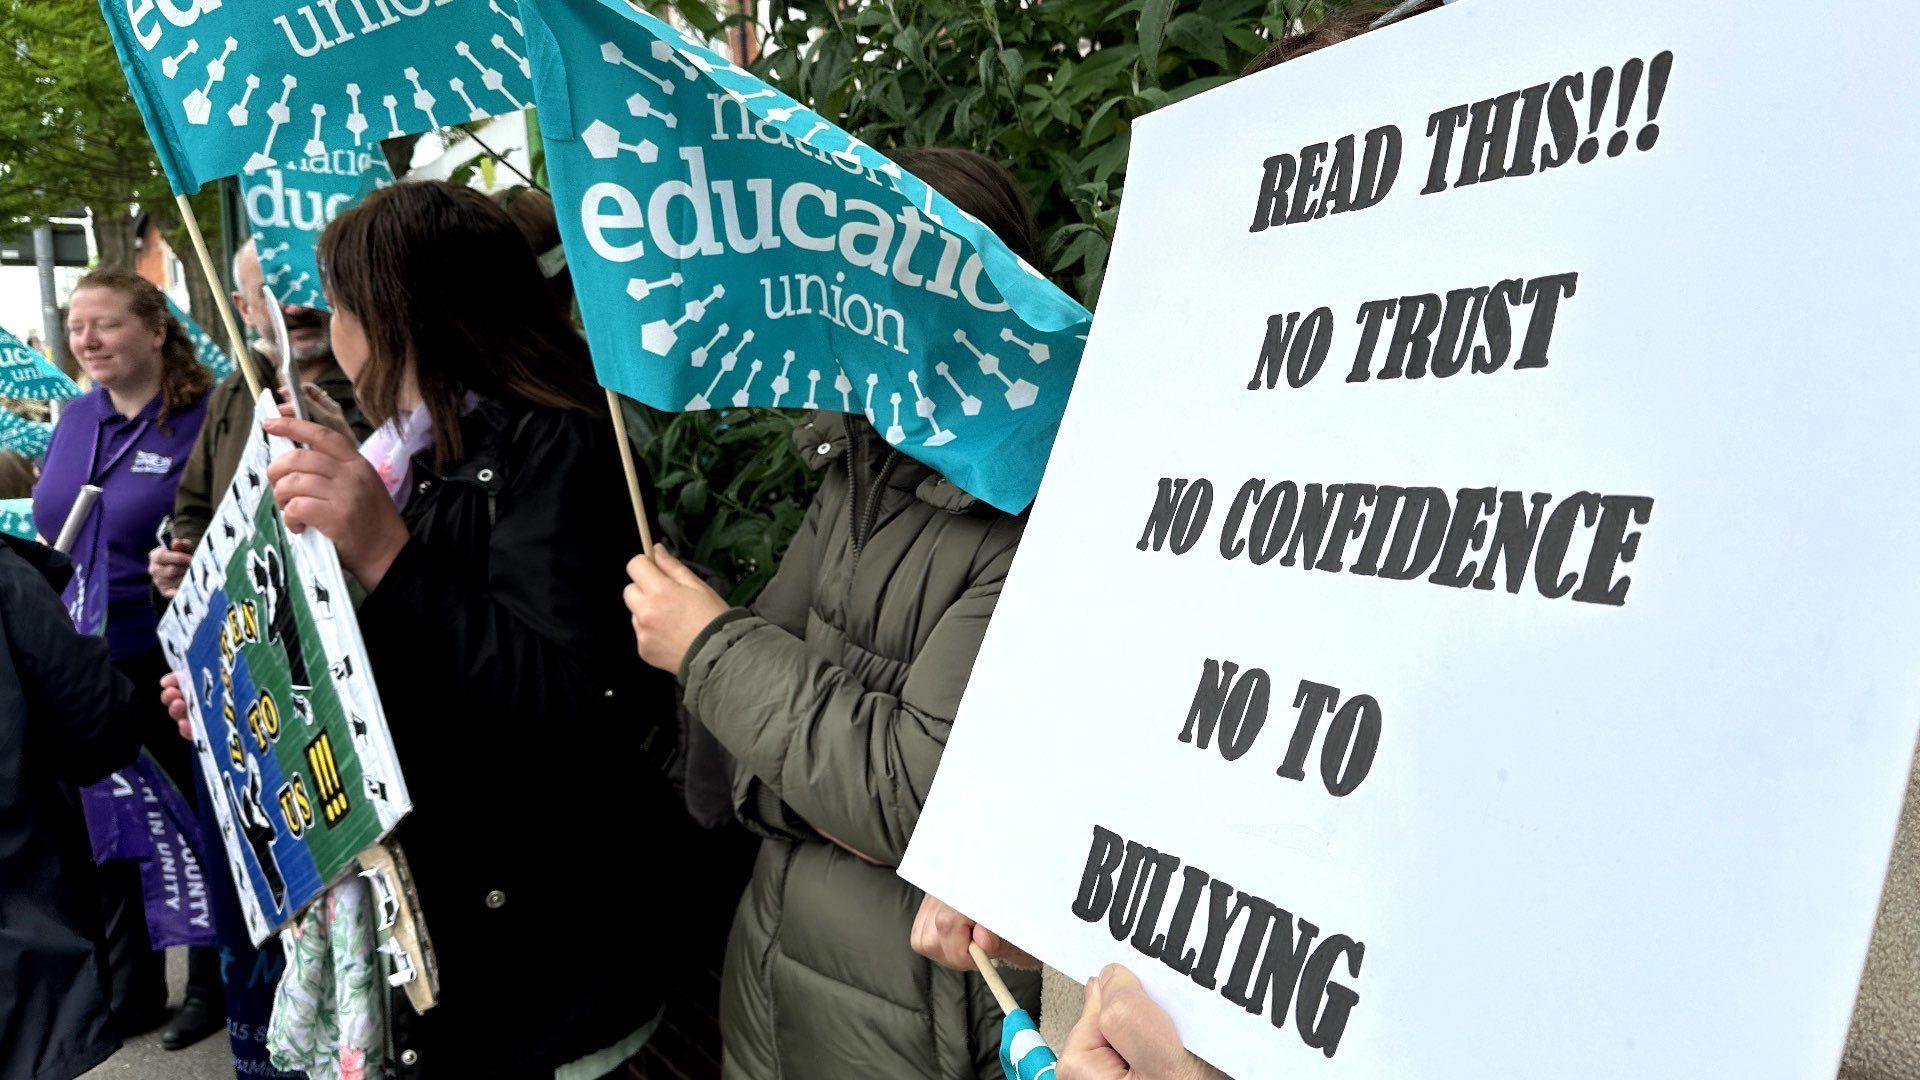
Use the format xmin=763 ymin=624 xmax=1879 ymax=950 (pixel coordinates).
xmin=970 ymin=943 xmax=1060 ymax=1080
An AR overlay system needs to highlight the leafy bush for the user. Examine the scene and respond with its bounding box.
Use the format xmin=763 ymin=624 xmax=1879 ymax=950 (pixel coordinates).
xmin=631 ymin=404 xmax=817 ymax=603
xmin=635 ymin=1 xmax=1343 ymax=597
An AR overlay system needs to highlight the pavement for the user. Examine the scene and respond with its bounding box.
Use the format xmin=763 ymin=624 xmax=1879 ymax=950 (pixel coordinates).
xmin=81 ymin=947 xmax=233 ymax=1080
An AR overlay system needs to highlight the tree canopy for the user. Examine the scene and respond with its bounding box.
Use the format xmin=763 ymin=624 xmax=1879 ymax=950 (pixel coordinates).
xmin=0 ymin=0 xmax=225 ymax=310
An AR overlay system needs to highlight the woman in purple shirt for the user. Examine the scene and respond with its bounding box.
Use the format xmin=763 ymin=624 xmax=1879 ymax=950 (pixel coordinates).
xmin=32 ymin=268 xmax=213 ymax=1039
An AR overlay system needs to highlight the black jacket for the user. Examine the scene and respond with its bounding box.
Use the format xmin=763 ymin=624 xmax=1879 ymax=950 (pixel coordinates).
xmin=0 ymin=536 xmax=140 ymax=1080
xmin=356 ymin=399 xmax=690 ymax=1078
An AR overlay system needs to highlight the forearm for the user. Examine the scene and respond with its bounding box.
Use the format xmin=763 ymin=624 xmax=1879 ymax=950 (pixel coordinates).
xmin=683 ymin=613 xmax=947 ymax=864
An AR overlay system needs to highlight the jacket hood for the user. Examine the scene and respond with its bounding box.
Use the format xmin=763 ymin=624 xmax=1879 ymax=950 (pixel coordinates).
xmin=789 ymin=411 xmax=982 ymax=514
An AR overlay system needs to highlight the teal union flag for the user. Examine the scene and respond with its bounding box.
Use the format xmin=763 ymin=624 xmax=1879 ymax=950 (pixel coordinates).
xmin=0 ymin=326 xmax=81 ymax=400
xmin=0 ymin=499 xmax=32 ymax=540
xmin=243 ymin=151 xmax=395 ymax=310
xmin=1000 ymin=1009 xmax=1060 ymax=1080
xmin=520 ymin=0 xmax=1092 ymax=514
xmin=97 ymin=0 xmax=532 ymax=193
xmin=0 ymin=411 xmax=53 ymax=458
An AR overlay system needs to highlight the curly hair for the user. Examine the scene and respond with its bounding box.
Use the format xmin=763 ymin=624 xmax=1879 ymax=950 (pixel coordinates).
xmin=70 ymin=268 xmax=214 ymax=430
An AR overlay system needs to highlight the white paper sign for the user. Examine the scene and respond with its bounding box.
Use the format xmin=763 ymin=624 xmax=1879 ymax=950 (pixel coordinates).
xmin=900 ymin=2 xmax=1920 ymax=1077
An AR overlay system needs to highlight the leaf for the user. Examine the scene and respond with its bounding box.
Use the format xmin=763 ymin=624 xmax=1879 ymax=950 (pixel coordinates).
xmin=674 ymin=1 xmax=725 ymax=38
xmin=998 ymin=47 xmax=1026 ymax=87
xmin=896 ymin=26 xmax=925 ymax=67
xmin=1083 ymin=94 xmax=1127 ymax=136
xmin=1138 ymin=0 xmax=1177 ymax=74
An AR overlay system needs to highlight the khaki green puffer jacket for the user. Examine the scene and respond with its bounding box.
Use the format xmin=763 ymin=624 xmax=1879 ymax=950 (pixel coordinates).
xmin=681 ymin=412 xmax=1040 ymax=1079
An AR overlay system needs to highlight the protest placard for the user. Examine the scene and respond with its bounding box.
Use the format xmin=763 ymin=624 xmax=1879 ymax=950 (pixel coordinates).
xmin=901 ymin=2 xmax=1920 ymax=1076
xmin=158 ymin=391 xmax=409 ymax=943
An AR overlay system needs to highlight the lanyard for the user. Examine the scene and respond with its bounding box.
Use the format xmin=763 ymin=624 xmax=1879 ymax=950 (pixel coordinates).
xmin=84 ymin=410 xmax=154 ymax=486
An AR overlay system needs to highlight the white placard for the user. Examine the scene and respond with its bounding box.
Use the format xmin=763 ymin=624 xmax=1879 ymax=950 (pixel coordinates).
xmin=900 ymin=2 xmax=1920 ymax=1077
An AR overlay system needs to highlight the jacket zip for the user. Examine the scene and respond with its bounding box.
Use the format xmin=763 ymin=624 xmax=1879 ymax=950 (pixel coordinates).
xmin=844 ymin=426 xmax=901 ymax=565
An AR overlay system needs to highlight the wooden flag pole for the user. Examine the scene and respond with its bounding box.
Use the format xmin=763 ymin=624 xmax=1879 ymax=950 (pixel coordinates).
xmin=970 ymin=943 xmax=1021 ymax=1016
xmin=174 ymin=193 xmax=264 ymax=399
xmin=606 ymin=388 xmax=655 ymax=555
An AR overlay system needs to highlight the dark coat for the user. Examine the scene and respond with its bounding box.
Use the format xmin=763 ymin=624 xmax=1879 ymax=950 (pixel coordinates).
xmin=355 ymin=399 xmax=692 ymax=1078
xmin=680 ymin=413 xmax=1039 ymax=1080
xmin=0 ymin=536 xmax=139 ymax=1080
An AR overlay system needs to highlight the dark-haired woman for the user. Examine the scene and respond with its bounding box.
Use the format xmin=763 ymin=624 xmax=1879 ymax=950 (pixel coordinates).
xmin=33 ymin=269 xmax=217 ymax=1043
xmin=622 ymin=147 xmax=1045 ymax=1079
xmin=251 ymin=181 xmax=688 ymax=1077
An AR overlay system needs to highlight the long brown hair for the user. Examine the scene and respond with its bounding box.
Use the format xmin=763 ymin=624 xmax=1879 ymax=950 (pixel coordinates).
xmin=887 ymin=147 xmax=1044 ymax=272
xmin=492 ymin=185 xmax=575 ymax=319
xmin=70 ymin=268 xmax=212 ymax=429
xmin=318 ymin=181 xmax=603 ymax=465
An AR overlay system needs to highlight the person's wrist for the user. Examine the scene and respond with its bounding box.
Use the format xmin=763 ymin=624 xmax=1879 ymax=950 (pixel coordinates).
xmin=349 ymin=519 xmax=410 ymax=591
xmin=678 ymin=604 xmax=748 ymax=682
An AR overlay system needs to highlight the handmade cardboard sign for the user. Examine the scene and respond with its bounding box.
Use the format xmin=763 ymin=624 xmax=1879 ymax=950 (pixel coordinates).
xmin=901 ymin=2 xmax=1920 ymax=1076
xmin=158 ymin=392 xmax=409 ymax=944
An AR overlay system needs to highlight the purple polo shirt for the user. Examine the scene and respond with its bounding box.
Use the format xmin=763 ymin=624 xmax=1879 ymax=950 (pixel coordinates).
xmin=34 ymin=386 xmax=209 ymax=660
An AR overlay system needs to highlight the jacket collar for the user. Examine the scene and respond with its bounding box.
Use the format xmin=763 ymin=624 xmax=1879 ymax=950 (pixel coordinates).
xmin=312 ymin=363 xmax=356 ymax=402
xmin=789 ymin=411 xmax=981 ymax=514
xmin=246 ymin=349 xmax=355 ymax=398
xmin=409 ymin=396 xmax=516 ymax=498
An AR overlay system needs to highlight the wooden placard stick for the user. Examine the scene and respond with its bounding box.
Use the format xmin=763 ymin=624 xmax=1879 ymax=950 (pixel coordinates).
xmin=970 ymin=942 xmax=1021 ymax=1016
xmin=358 ymin=842 xmax=440 ymax=1013
xmin=173 ymin=193 xmax=264 ymax=398
xmin=605 ymin=387 xmax=655 ymax=555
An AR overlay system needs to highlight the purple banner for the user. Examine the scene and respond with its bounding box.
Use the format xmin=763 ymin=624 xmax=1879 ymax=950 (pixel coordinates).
xmin=60 ymin=511 xmax=107 ymax=637
xmin=79 ymin=752 xmax=217 ymax=949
